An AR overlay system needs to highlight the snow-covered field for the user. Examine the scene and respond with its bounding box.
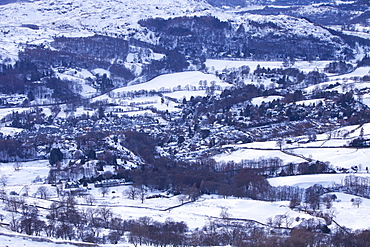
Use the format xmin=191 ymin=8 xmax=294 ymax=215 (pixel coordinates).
xmin=0 ymin=107 xmax=30 ymax=122
xmin=205 ymin=59 xmax=284 ymax=72
xmin=305 ymin=66 xmax=370 ymax=95
xmin=91 ymin=71 xmax=232 ymax=114
xmin=205 ymin=59 xmax=331 ymax=73
xmin=0 ymin=160 xmax=50 ymax=187
xmin=293 ymin=147 xmax=370 ymax=170
xmin=205 ymin=59 xmax=335 ymax=89
xmin=54 ymin=68 xmax=97 ymax=98
xmin=115 ymin=71 xmax=228 ymax=93
xmin=216 ymin=141 xmax=370 ymax=170
xmin=330 ymin=192 xmax=370 ymax=230
xmin=215 ymin=121 xmax=370 ymax=172
xmin=0 ymin=126 xmax=23 ymax=137
xmin=268 ymin=173 xmax=370 ymax=189
xmin=251 ymin=95 xmax=284 ymax=106
xmin=0 ymin=233 xmax=80 ymax=247
xmin=0 ymin=190 xmax=366 ymax=246
xmin=213 ymin=148 xmax=306 ymax=165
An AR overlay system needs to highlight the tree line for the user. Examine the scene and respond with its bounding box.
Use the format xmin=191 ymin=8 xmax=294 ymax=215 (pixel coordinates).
xmin=2 ymin=190 xmax=370 ymax=246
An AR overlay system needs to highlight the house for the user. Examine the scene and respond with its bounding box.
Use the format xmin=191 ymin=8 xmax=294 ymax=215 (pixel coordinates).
xmin=94 ymin=179 xmax=126 ymax=188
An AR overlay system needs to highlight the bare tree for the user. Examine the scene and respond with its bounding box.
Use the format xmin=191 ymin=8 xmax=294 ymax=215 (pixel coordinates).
xmin=305 ymin=184 xmax=324 ymax=211
xmin=55 ymin=183 xmax=63 ymax=198
xmin=129 ymin=225 xmax=141 ymax=247
xmin=0 ymin=187 xmax=6 ymax=201
xmin=36 ymin=186 xmax=49 ymax=200
xmin=98 ymin=206 xmax=113 ymax=228
xmin=273 ymin=214 xmax=284 ymax=228
xmin=100 ymin=187 xmax=110 ymax=197
xmin=283 ymin=214 xmax=294 ymax=228
xmin=322 ymin=194 xmax=333 ymax=209
xmin=6 ymin=196 xmax=25 ymax=212
xmin=360 ymin=127 xmax=365 ymax=139
xmin=220 ymin=207 xmax=231 ymax=219
xmin=184 ymin=184 xmax=200 ymax=202
xmin=178 ymin=194 xmax=187 ymax=204
xmin=289 ymin=198 xmax=301 ymax=209
xmin=327 ymin=208 xmax=337 ymax=222
xmin=51 ymin=105 xmax=61 ymax=117
xmin=63 ymin=193 xmax=77 ymax=209
xmin=0 ymin=175 xmax=8 ymax=187
xmin=137 ymin=185 xmax=148 ymax=204
xmin=352 ymin=197 xmax=363 ymax=208
xmin=85 ymin=194 xmax=95 ymax=206
xmin=276 ymin=138 xmax=285 ymax=151
xmin=21 ymin=185 xmax=30 ymax=197
xmin=20 ymin=206 xmax=41 ymax=235
xmin=270 ymin=214 xmax=293 ymax=228
xmin=129 ymin=217 xmax=152 ymax=247
xmin=13 ymin=162 xmax=22 ymax=171
xmin=33 ymin=218 xmax=46 ymax=236
xmin=266 ymin=217 xmax=273 ymax=226
xmin=9 ymin=212 xmax=20 ymax=232
xmin=125 ymin=186 xmax=138 ymax=200
xmin=108 ymin=231 xmax=121 ymax=244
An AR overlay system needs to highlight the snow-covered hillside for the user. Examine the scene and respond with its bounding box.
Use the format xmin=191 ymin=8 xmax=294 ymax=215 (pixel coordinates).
xmin=0 ymin=0 xmax=360 ymax=63
xmin=0 ymin=0 xmax=217 ymax=62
